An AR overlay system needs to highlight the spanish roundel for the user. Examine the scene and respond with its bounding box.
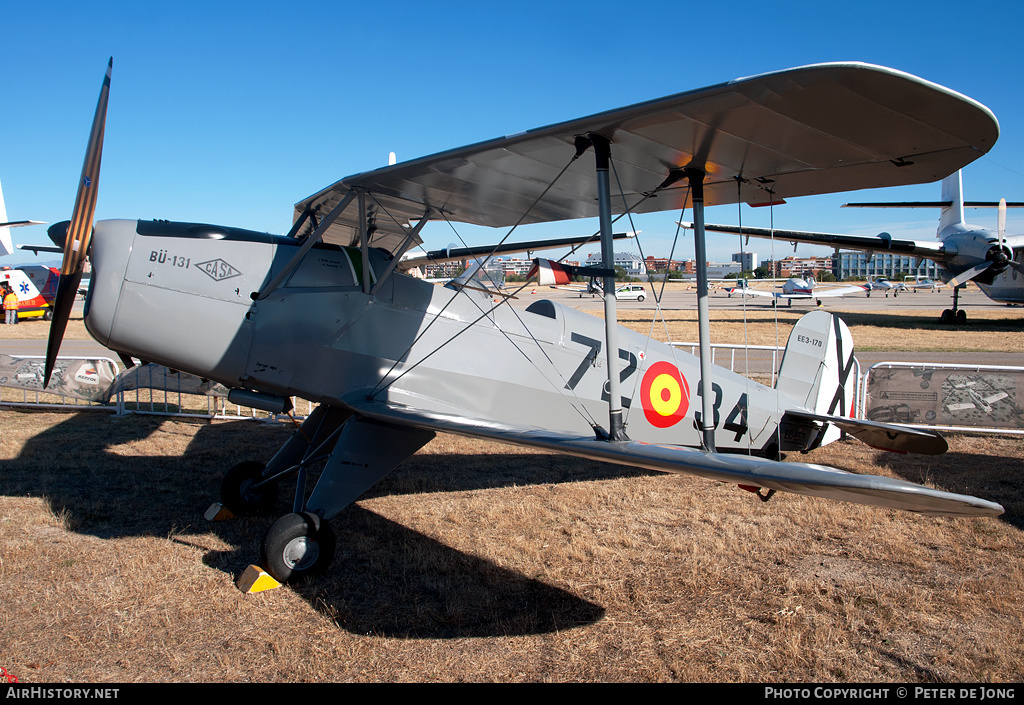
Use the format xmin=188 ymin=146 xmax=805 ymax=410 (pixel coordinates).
xmin=640 ymin=361 xmax=690 ymax=428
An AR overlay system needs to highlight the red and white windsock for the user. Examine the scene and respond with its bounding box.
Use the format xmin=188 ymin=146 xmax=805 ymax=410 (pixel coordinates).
xmin=527 ymin=258 xmax=574 ymax=286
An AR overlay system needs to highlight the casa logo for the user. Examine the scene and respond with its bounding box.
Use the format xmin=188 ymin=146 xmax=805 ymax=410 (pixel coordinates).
xmin=640 ymin=361 xmax=690 ymax=428
xmin=195 ymin=259 xmax=242 ymax=281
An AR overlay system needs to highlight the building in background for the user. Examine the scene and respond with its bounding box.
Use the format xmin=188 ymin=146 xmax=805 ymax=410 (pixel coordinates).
xmin=731 ymin=251 xmax=759 ymax=272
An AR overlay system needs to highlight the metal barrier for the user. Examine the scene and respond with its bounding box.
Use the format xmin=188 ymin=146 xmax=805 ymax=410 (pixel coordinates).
xmin=0 ymin=356 xmax=120 ymax=412
xmin=671 ymin=341 xmax=863 ymax=418
xmin=671 ymin=341 xmax=784 ymax=386
xmin=11 ymin=353 xmax=1022 ymax=439
xmin=0 ymin=355 xmax=314 ymax=421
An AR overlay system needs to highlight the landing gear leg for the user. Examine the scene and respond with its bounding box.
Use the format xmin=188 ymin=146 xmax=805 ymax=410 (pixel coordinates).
xmin=940 ymin=285 xmax=966 ymax=324
xmin=249 ymin=409 xmax=435 ymax=584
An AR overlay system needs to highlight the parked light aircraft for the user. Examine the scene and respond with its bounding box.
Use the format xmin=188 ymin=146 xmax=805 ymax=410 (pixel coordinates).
xmin=42 ymin=60 xmax=1005 ymax=583
xmin=905 ymin=276 xmax=946 ymax=292
xmin=865 ymin=276 xmax=906 ymax=297
xmin=722 ymin=276 xmax=867 ymax=306
xmin=694 ymin=171 xmax=1022 ymax=323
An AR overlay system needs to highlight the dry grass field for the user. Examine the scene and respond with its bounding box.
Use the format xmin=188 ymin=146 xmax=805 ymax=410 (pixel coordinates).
xmin=1 ymin=304 xmax=1023 ymax=683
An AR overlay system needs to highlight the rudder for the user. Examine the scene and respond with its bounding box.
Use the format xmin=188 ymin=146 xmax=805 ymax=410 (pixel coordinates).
xmin=776 ymin=311 xmax=856 ymax=445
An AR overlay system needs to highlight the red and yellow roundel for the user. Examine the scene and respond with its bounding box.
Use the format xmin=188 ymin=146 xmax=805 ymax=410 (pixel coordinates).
xmin=640 ymin=361 xmax=690 ymax=428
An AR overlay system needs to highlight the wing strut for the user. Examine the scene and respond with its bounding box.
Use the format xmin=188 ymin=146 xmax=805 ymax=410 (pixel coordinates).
xmin=255 ymin=190 xmax=357 ymax=301
xmin=370 ymin=208 xmax=434 ymax=295
xmin=589 ymin=133 xmax=629 ymax=442
xmin=684 ymin=167 xmax=717 ymax=451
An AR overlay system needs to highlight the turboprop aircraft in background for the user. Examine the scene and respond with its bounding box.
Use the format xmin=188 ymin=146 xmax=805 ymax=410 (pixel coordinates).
xmin=691 ymin=171 xmax=1023 ymax=323
xmin=0 ymin=179 xmax=45 ymax=258
xmin=42 ymin=60 xmax=1004 ymax=583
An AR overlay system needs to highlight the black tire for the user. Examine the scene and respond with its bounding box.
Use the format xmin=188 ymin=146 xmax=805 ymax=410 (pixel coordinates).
xmin=221 ymin=461 xmax=276 ymax=515
xmin=637 ymin=294 xmax=645 ymax=302
xmin=43 ymin=309 xmax=53 ymax=321
xmin=261 ymin=512 xmax=335 ymax=583
xmin=940 ymin=309 xmax=953 ymax=324
xmin=956 ymin=309 xmax=967 ymax=324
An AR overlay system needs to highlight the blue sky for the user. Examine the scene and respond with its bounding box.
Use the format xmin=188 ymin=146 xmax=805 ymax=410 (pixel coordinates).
xmin=3 ymin=0 xmax=1024 ymax=266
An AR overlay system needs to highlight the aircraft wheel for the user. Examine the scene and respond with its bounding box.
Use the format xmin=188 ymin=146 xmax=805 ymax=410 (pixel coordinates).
xmin=261 ymin=512 xmax=335 ymax=583
xmin=956 ymin=309 xmax=967 ymax=324
xmin=940 ymin=309 xmax=953 ymax=324
xmin=221 ymin=461 xmax=277 ymax=515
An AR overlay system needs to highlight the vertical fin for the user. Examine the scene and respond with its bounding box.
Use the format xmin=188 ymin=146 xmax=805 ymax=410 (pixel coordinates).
xmin=0 ymin=178 xmax=13 ymax=257
xmin=776 ymin=311 xmax=856 ymax=445
xmin=938 ymin=169 xmax=965 ymax=234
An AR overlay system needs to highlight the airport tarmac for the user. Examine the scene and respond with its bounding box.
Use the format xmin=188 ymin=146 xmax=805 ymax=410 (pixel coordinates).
xmin=506 ymin=281 xmax=1012 ymax=315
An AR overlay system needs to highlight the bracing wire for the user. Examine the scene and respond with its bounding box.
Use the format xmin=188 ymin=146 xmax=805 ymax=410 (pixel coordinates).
xmin=608 ymin=158 xmax=690 ymax=418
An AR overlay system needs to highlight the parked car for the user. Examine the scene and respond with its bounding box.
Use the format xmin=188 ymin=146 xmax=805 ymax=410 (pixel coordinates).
xmin=615 ymin=284 xmax=646 ymax=301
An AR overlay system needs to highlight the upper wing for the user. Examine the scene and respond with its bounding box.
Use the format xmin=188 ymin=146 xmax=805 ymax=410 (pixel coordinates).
xmin=683 ymin=222 xmax=949 ymax=262
xmin=348 ymin=398 xmax=1002 ymax=518
xmin=295 ymin=63 xmax=997 ymax=255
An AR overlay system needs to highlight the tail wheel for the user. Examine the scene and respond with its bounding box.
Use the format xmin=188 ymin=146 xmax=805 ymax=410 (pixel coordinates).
xmin=221 ymin=461 xmax=276 ymax=515
xmin=261 ymin=512 xmax=336 ymax=583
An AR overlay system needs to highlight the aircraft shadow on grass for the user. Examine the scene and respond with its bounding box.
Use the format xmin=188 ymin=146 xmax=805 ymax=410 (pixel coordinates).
xmin=7 ymin=411 xmax=639 ymax=637
xmin=7 ymin=411 xmax=1019 ymax=635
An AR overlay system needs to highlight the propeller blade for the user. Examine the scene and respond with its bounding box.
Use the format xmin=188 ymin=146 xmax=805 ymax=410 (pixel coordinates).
xmin=999 ymin=198 xmax=1007 ymax=241
xmin=43 ymin=58 xmax=112 ymax=388
xmin=948 ymin=261 xmax=991 ymax=288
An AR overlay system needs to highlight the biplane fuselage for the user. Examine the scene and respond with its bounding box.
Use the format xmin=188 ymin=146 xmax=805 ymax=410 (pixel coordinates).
xmin=85 ymin=218 xmax=823 ymax=455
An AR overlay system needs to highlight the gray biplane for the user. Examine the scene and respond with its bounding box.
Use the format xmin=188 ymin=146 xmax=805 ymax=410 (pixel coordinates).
xmin=44 ymin=60 xmax=1004 ymax=583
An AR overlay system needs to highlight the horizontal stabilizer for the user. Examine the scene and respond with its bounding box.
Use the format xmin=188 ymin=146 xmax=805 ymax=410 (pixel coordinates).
xmin=784 ymin=410 xmax=948 ymax=455
xmin=348 ymin=399 xmax=1002 ymax=518
xmin=17 ymin=244 xmax=63 ymax=255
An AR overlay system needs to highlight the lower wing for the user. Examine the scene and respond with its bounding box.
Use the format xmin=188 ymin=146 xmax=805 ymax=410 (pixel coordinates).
xmin=347 ymin=398 xmax=1003 ymax=518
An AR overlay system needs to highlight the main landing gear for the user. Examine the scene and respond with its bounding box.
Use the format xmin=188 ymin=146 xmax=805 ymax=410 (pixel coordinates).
xmin=939 ymin=285 xmax=967 ymax=324
xmin=217 ymin=403 xmax=435 ymax=583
